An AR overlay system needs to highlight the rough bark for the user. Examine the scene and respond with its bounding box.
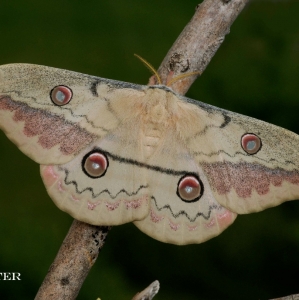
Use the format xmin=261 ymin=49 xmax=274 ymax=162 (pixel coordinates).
xmin=157 ymin=0 xmax=250 ymax=95
xmin=132 ymin=281 xmax=160 ymax=300
xmin=270 ymin=294 xmax=299 ymax=300
xmin=35 ymin=222 xmax=110 ymax=299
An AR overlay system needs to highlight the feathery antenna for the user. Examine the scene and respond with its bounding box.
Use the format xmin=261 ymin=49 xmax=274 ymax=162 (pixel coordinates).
xmin=134 ymin=54 xmax=162 ymax=84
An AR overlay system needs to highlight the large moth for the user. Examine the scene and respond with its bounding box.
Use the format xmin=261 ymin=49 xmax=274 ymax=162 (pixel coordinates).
xmin=0 ymin=63 xmax=298 ymax=245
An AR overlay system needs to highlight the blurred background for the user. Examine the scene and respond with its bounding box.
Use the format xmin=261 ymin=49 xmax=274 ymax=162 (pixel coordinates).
xmin=0 ymin=0 xmax=299 ymax=299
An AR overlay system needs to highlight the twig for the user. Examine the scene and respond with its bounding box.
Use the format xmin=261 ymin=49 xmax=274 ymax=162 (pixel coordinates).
xmin=132 ymin=280 xmax=160 ymax=300
xmin=157 ymin=0 xmax=250 ymax=95
xmin=35 ymin=221 xmax=110 ymax=299
xmin=35 ymin=0 xmax=251 ymax=299
xmin=270 ymin=293 xmax=299 ymax=300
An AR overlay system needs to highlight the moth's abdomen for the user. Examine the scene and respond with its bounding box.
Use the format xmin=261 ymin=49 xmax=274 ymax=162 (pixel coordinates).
xmin=142 ymin=123 xmax=163 ymax=159
xmin=140 ymin=89 xmax=179 ymax=159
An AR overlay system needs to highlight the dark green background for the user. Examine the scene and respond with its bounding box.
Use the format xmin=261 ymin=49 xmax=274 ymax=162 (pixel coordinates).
xmin=0 ymin=1 xmax=299 ymax=299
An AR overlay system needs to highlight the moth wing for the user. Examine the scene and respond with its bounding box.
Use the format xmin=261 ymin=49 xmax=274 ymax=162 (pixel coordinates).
xmin=134 ymin=129 xmax=237 ymax=245
xmin=40 ymin=118 xmax=150 ymax=225
xmin=3 ymin=63 xmax=299 ymax=242
xmin=183 ymin=97 xmax=299 ymax=214
xmin=0 ymin=63 xmax=146 ymax=165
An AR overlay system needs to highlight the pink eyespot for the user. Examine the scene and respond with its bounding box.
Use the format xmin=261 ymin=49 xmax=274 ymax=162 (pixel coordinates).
xmin=82 ymin=151 xmax=108 ymax=178
xmin=177 ymin=175 xmax=203 ymax=202
xmin=50 ymin=85 xmax=73 ymax=106
xmin=241 ymin=133 xmax=262 ymax=155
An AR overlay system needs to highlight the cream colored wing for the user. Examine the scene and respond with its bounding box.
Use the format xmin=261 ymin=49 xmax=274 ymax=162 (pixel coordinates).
xmin=0 ymin=63 xmax=146 ymax=164
xmin=0 ymin=63 xmax=153 ymax=226
xmin=135 ymin=89 xmax=299 ymax=244
xmin=40 ymin=118 xmax=150 ymax=225
xmin=32 ymin=82 xmax=236 ymax=241
xmin=179 ymin=96 xmax=299 ymax=215
xmin=134 ymin=129 xmax=237 ymax=245
xmin=2 ymin=63 xmax=299 ymax=244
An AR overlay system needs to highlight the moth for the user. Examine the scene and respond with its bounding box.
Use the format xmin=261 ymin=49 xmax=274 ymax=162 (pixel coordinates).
xmin=0 ymin=63 xmax=299 ymax=245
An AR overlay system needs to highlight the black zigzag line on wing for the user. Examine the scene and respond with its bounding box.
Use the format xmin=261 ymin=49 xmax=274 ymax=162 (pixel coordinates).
xmin=193 ymin=149 xmax=296 ymax=166
xmin=60 ymin=167 xmax=148 ymax=199
xmin=151 ymin=196 xmax=222 ymax=222
xmin=104 ymin=97 xmax=123 ymax=123
xmin=3 ymin=89 xmax=110 ymax=132
xmin=0 ymin=96 xmax=100 ymax=146
xmin=58 ymin=106 xmax=110 ymax=132
xmin=188 ymin=115 xmax=231 ymax=141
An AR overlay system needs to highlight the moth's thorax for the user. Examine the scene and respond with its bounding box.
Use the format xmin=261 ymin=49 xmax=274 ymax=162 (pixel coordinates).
xmin=140 ymin=88 xmax=179 ymax=158
xmin=140 ymin=88 xmax=180 ymax=122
